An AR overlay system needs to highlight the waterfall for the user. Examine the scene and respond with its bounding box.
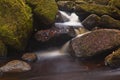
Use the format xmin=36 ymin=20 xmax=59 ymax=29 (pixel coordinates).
xmin=36 ymin=10 xmax=87 ymax=60
xmin=55 ymin=10 xmax=83 ymax=29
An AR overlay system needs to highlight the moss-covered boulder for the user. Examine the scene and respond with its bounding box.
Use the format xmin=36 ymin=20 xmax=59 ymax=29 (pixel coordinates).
xmin=0 ymin=40 xmax=7 ymax=57
xmin=70 ymin=29 xmax=120 ymax=58
xmin=0 ymin=0 xmax=33 ymax=50
xmin=105 ymin=48 xmax=120 ymax=68
xmin=27 ymin=0 xmax=58 ymax=28
xmin=109 ymin=0 xmax=120 ymax=9
xmin=99 ymin=15 xmax=120 ymax=29
xmin=75 ymin=2 xmax=120 ymax=20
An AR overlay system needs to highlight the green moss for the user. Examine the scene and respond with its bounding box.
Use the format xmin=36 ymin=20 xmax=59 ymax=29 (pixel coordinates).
xmin=109 ymin=0 xmax=120 ymax=9
xmin=27 ymin=0 xmax=58 ymax=26
xmin=76 ymin=2 xmax=120 ymax=19
xmin=0 ymin=0 xmax=33 ymax=50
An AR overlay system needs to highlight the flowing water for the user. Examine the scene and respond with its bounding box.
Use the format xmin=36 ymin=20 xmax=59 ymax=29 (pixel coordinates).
xmin=0 ymin=10 xmax=120 ymax=80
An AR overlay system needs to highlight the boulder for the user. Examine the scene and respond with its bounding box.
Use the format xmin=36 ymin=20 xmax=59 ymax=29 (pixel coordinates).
xmin=26 ymin=0 xmax=58 ymax=28
xmin=82 ymin=14 xmax=101 ymax=30
xmin=105 ymin=48 xmax=120 ymax=68
xmin=0 ymin=60 xmax=31 ymax=72
xmin=0 ymin=40 xmax=7 ymax=57
xmin=70 ymin=29 xmax=120 ymax=58
xmin=35 ymin=27 xmax=76 ymax=42
xmin=22 ymin=53 xmax=37 ymax=62
xmin=99 ymin=15 xmax=120 ymax=29
xmin=0 ymin=0 xmax=33 ymax=50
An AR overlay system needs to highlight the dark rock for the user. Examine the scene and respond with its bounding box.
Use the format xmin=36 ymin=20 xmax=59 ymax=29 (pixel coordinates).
xmin=0 ymin=60 xmax=31 ymax=72
xmin=70 ymin=29 xmax=120 ymax=58
xmin=99 ymin=15 xmax=120 ymax=29
xmin=22 ymin=53 xmax=37 ymax=62
xmin=82 ymin=14 xmax=101 ymax=30
xmin=35 ymin=28 xmax=76 ymax=42
xmin=105 ymin=48 xmax=120 ymax=68
xmin=57 ymin=1 xmax=75 ymax=12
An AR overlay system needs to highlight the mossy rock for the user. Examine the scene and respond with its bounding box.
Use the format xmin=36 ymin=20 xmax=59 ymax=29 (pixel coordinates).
xmin=27 ymin=0 xmax=58 ymax=28
xmin=105 ymin=48 xmax=120 ymax=68
xmin=0 ymin=40 xmax=7 ymax=57
xmin=0 ymin=0 xmax=33 ymax=50
xmin=75 ymin=2 xmax=120 ymax=20
xmin=109 ymin=0 xmax=120 ymax=9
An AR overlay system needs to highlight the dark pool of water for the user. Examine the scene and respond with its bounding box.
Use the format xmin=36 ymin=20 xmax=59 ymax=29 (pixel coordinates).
xmin=0 ymin=53 xmax=120 ymax=80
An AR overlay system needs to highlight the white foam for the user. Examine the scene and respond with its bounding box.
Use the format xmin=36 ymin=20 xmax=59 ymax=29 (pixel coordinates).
xmin=55 ymin=10 xmax=83 ymax=28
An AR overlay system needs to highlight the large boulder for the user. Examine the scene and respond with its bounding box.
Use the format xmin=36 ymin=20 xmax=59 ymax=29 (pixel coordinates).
xmin=0 ymin=0 xmax=33 ymax=50
xmin=26 ymin=0 xmax=58 ymax=29
xmin=70 ymin=29 xmax=120 ymax=58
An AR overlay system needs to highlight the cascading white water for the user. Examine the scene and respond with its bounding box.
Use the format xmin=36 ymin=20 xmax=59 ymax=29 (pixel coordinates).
xmin=55 ymin=10 xmax=83 ymax=29
xmin=36 ymin=10 xmax=85 ymax=59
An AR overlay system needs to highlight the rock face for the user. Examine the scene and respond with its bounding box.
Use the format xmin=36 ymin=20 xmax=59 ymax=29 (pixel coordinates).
xmin=70 ymin=29 xmax=120 ymax=58
xmin=105 ymin=48 xmax=120 ymax=68
xmin=0 ymin=60 xmax=31 ymax=72
xmin=27 ymin=0 xmax=58 ymax=28
xmin=0 ymin=0 xmax=33 ymax=50
xmin=22 ymin=53 xmax=37 ymax=62
xmin=0 ymin=41 xmax=7 ymax=57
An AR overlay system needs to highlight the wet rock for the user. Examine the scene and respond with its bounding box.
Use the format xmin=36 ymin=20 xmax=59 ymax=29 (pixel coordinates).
xmin=105 ymin=48 xmax=120 ymax=68
xmin=27 ymin=0 xmax=58 ymax=28
xmin=0 ymin=60 xmax=31 ymax=72
xmin=22 ymin=53 xmax=37 ymax=62
xmin=35 ymin=28 xmax=76 ymax=42
xmin=82 ymin=14 xmax=101 ymax=30
xmin=70 ymin=29 xmax=120 ymax=58
xmin=0 ymin=0 xmax=33 ymax=50
xmin=0 ymin=40 xmax=7 ymax=57
xmin=99 ymin=15 xmax=120 ymax=29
